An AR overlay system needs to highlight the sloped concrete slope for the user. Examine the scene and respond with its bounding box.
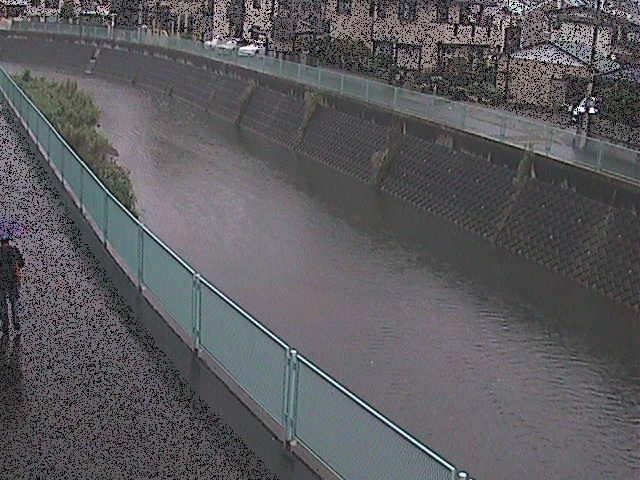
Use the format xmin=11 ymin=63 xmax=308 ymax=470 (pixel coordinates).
xmin=0 ymin=100 xmax=278 ymax=480
xmin=2 ymin=34 xmax=638 ymax=312
xmin=240 ymin=87 xmax=305 ymax=149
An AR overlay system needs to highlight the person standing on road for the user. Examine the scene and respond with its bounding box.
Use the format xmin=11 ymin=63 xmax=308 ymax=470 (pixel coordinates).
xmin=0 ymin=233 xmax=24 ymax=335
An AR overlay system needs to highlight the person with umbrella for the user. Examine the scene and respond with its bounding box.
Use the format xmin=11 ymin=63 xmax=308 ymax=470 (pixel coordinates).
xmin=0 ymin=219 xmax=25 ymax=336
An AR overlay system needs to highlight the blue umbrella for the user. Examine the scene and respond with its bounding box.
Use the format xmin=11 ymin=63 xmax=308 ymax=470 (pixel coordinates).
xmin=0 ymin=216 xmax=27 ymax=240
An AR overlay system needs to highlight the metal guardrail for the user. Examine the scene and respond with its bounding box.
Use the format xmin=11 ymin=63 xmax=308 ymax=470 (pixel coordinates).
xmin=0 ymin=64 xmax=469 ymax=479
xmin=6 ymin=20 xmax=640 ymax=188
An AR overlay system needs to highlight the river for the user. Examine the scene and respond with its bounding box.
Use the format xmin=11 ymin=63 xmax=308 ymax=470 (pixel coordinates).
xmin=4 ymin=63 xmax=638 ymax=480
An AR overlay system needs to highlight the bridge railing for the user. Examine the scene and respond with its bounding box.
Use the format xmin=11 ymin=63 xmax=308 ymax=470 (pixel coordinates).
xmin=0 ymin=65 xmax=462 ymax=480
xmin=7 ymin=20 xmax=640 ymax=187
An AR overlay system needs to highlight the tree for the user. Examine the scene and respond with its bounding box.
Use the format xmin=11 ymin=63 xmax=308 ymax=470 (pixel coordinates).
xmin=59 ymin=0 xmax=75 ymax=21
xmin=598 ymin=79 xmax=640 ymax=125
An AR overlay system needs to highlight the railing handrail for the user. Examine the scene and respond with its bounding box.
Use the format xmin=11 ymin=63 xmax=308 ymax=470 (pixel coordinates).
xmin=298 ymin=354 xmax=457 ymax=473
xmin=0 ymin=62 xmax=464 ymax=479
xmin=11 ymin=21 xmax=640 ymax=191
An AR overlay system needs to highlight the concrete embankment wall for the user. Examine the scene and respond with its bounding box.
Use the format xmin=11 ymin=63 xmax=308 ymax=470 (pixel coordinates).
xmin=2 ymin=32 xmax=638 ymax=312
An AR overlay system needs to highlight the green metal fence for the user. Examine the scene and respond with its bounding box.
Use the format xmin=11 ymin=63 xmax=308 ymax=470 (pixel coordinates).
xmin=0 ymin=66 xmax=462 ymax=479
xmin=6 ymin=20 xmax=640 ymax=187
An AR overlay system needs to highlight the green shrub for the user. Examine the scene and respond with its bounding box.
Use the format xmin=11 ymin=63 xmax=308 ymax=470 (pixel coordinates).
xmin=14 ymin=72 xmax=138 ymax=216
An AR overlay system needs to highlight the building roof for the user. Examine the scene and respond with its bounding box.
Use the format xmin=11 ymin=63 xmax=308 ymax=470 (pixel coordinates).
xmin=522 ymin=0 xmax=587 ymax=12
xmin=511 ymin=42 xmax=586 ymax=65
xmin=509 ymin=40 xmax=622 ymax=72
xmin=552 ymin=5 xmax=640 ymax=27
xmin=555 ymin=40 xmax=621 ymax=71
xmin=599 ymin=65 xmax=640 ymax=82
xmin=0 ymin=0 xmax=30 ymax=6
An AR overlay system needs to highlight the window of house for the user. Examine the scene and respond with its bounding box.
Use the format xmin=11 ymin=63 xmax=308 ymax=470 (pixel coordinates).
xmin=375 ymin=40 xmax=395 ymax=57
xmin=398 ymin=0 xmax=416 ymax=22
xmin=253 ymin=0 xmax=260 ymax=8
xmin=337 ymin=0 xmax=352 ymax=15
xmin=436 ymin=2 xmax=449 ymax=22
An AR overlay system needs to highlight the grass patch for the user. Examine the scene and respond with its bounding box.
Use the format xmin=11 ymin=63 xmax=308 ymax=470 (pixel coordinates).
xmin=14 ymin=70 xmax=138 ymax=216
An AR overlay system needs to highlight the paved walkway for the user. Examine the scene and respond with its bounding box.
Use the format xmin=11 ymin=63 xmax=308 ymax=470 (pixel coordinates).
xmin=0 ymin=99 xmax=278 ymax=479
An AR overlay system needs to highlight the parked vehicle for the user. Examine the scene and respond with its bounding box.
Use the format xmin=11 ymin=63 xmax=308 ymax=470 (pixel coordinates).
xmin=238 ymin=41 xmax=265 ymax=57
xmin=216 ymin=38 xmax=240 ymax=53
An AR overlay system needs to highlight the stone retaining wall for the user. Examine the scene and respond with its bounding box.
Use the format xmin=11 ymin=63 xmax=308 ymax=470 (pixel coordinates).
xmin=2 ymin=32 xmax=638 ymax=311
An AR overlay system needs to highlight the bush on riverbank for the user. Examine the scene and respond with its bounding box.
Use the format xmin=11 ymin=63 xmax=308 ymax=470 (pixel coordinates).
xmin=14 ymin=70 xmax=138 ymax=216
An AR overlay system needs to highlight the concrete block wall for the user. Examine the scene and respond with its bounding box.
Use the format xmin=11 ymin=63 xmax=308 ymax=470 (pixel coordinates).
xmin=299 ymin=107 xmax=388 ymax=182
xmin=381 ymin=135 xmax=517 ymax=238
xmin=494 ymin=180 xmax=640 ymax=309
xmin=239 ymin=87 xmax=305 ymax=149
xmin=2 ymin=32 xmax=639 ymax=311
xmin=94 ymin=48 xmax=249 ymax=121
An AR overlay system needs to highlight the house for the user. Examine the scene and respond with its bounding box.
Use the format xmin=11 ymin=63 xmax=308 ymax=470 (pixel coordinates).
xmin=521 ymin=4 xmax=640 ymax=63
xmin=368 ymin=0 xmax=521 ymax=71
xmin=205 ymin=0 xmax=523 ymax=72
xmin=1 ymin=0 xmax=31 ymax=17
xmin=496 ymin=39 xmax=621 ymax=107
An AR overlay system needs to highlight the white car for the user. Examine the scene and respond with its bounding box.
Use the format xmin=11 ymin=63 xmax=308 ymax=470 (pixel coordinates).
xmin=216 ymin=39 xmax=240 ymax=53
xmin=238 ymin=42 xmax=265 ymax=57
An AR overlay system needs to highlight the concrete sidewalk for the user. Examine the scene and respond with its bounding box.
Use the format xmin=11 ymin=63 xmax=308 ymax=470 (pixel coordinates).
xmin=0 ymin=100 xmax=279 ymax=479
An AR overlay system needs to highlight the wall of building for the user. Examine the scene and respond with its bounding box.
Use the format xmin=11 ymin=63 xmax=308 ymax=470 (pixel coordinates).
xmin=498 ymin=56 xmax=589 ymax=107
xmin=242 ymin=0 xmax=272 ymax=40
xmin=521 ymin=9 xmax=551 ymax=48
xmin=2 ymin=31 xmax=638 ymax=312
xmin=326 ymin=0 xmax=372 ymax=43
xmin=554 ymin=21 xmax=615 ymax=54
xmin=372 ymin=1 xmax=511 ymax=71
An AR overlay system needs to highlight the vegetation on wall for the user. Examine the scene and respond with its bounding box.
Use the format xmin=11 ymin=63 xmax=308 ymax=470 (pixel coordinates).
xmin=59 ymin=0 xmax=75 ymax=21
xmin=14 ymin=70 xmax=138 ymax=216
xmin=598 ymin=79 xmax=640 ymax=126
xmin=310 ymin=36 xmax=397 ymax=82
xmin=428 ymin=58 xmax=503 ymax=104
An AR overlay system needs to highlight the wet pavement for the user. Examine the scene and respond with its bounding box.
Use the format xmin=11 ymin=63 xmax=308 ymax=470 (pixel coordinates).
xmin=0 ymin=99 xmax=278 ymax=479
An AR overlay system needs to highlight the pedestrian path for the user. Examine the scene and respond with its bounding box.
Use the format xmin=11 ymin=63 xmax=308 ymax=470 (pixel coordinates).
xmin=0 ymin=99 xmax=278 ymax=480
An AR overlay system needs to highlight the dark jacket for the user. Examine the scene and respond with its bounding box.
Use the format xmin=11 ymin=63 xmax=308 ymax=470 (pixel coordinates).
xmin=0 ymin=244 xmax=25 ymax=290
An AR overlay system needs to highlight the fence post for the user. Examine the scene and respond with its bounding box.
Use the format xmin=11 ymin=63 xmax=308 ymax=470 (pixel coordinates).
xmin=34 ymin=111 xmax=40 ymax=147
xmin=365 ymin=80 xmax=370 ymax=101
xmin=79 ymin=165 xmax=84 ymax=215
xmin=102 ymin=192 xmax=109 ymax=246
xmin=61 ymin=144 xmax=66 ymax=182
xmin=546 ymin=127 xmax=553 ymax=155
xmin=460 ymin=104 xmax=468 ymax=129
xmin=340 ymin=74 xmax=344 ymax=94
xmin=499 ymin=115 xmax=506 ymax=140
xmin=284 ymin=348 xmax=299 ymax=449
xmin=192 ymin=272 xmax=202 ymax=353
xmin=393 ymin=86 xmax=398 ymax=109
xmin=46 ymin=127 xmax=51 ymax=161
xmin=596 ymin=141 xmax=604 ymax=171
xmin=137 ymin=223 xmax=144 ymax=291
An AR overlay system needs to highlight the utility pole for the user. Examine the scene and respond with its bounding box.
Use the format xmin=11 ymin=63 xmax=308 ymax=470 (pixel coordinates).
xmin=577 ymin=0 xmax=602 ymax=146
